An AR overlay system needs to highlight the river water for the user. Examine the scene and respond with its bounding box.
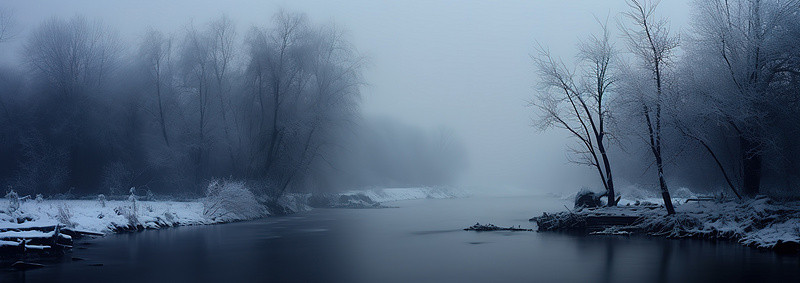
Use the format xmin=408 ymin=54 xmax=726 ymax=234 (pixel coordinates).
xmin=2 ymin=195 xmax=799 ymax=282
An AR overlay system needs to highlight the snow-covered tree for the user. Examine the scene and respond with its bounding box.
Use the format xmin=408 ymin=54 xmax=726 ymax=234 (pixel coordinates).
xmin=683 ymin=0 xmax=800 ymax=196
xmin=620 ymin=0 xmax=678 ymax=214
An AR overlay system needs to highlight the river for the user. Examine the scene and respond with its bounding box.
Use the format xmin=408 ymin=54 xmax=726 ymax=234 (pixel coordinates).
xmin=3 ymin=195 xmax=799 ymax=282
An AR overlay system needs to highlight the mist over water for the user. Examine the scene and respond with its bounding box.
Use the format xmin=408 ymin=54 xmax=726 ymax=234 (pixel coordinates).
xmin=3 ymin=1 xmax=800 ymax=282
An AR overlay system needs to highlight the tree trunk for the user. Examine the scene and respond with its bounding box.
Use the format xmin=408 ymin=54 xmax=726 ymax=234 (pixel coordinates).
xmin=645 ymin=104 xmax=675 ymax=215
xmin=658 ymin=168 xmax=675 ymax=215
xmin=156 ymin=74 xmax=169 ymax=147
xmin=741 ymin=136 xmax=762 ymax=196
xmin=597 ymin=140 xmax=616 ymax=206
xmin=265 ymin=91 xmax=280 ymax=173
xmin=655 ymin=150 xmax=675 ymax=214
xmin=693 ymin=135 xmax=742 ymax=199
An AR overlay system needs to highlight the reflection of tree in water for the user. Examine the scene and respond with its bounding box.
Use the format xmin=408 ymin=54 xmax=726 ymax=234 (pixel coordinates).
xmin=657 ymin=241 xmax=672 ymax=283
xmin=602 ymin=238 xmax=614 ymax=283
xmin=595 ymin=236 xmax=673 ymax=283
xmin=566 ymin=231 xmax=799 ymax=282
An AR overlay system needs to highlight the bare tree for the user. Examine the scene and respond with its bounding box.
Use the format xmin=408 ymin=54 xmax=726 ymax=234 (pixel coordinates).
xmin=0 ymin=11 xmax=379 ymax=196
xmin=0 ymin=7 xmax=15 ymax=43
xmin=672 ymin=115 xmax=743 ymax=199
xmin=139 ymin=28 xmax=173 ymax=146
xmin=621 ymin=0 xmax=678 ymax=214
xmin=277 ymin=23 xmax=364 ymax=195
xmin=533 ymin=22 xmax=619 ymax=206
xmin=25 ymin=16 xmax=120 ymax=97
xmin=240 ymin=12 xmax=364 ymax=196
xmin=207 ymin=15 xmax=239 ymax=165
xmin=243 ymin=12 xmax=309 ymax=178
xmin=179 ymin=24 xmax=214 ymax=186
xmin=22 ymin=16 xmax=122 ymax=191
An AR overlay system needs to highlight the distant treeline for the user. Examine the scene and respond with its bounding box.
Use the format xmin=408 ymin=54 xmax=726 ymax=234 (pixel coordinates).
xmin=0 ymin=11 xmax=467 ymax=197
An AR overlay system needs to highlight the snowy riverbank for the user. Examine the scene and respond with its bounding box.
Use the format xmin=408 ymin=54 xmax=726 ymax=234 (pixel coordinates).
xmin=532 ymin=194 xmax=800 ymax=253
xmin=0 ymin=186 xmax=466 ymax=248
xmin=1 ymin=199 xmax=208 ymax=235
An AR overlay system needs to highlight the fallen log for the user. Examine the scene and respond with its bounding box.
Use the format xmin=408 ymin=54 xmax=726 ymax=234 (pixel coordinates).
xmin=464 ymin=223 xmax=534 ymax=232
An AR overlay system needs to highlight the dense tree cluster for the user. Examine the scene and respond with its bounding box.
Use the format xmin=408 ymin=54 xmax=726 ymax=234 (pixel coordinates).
xmin=534 ymin=0 xmax=800 ymax=210
xmin=0 ymin=11 xmax=466 ymax=197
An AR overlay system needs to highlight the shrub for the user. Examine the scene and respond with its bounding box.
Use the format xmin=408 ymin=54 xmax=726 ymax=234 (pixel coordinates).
xmin=203 ymin=180 xmax=266 ymax=221
xmin=5 ymin=190 xmax=20 ymax=213
xmin=128 ymin=187 xmax=138 ymax=215
xmin=102 ymin=161 xmax=133 ymax=195
xmin=112 ymin=187 xmax=140 ymax=227
xmin=114 ymin=205 xmax=139 ymax=227
xmin=97 ymin=194 xmax=107 ymax=207
xmin=56 ymin=204 xmax=75 ymax=227
xmin=145 ymin=189 xmax=155 ymax=201
xmin=574 ymin=189 xmax=603 ymax=209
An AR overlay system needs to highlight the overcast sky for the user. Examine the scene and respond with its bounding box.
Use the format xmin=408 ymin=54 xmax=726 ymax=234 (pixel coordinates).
xmin=2 ymin=0 xmax=692 ymax=192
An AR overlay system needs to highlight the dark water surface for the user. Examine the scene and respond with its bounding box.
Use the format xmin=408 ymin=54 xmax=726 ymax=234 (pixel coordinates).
xmin=3 ymin=196 xmax=799 ymax=282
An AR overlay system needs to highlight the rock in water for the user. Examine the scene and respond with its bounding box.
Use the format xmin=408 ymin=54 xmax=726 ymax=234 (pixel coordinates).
xmin=575 ymin=189 xmax=602 ymax=209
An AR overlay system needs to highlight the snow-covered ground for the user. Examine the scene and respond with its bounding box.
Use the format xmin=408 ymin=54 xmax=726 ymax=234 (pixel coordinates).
xmin=633 ymin=196 xmax=800 ymax=250
xmin=339 ymin=187 xmax=469 ymax=203
xmin=549 ymin=185 xmax=705 ymax=206
xmin=317 ymin=187 xmax=468 ymax=208
xmin=1 ymin=199 xmax=209 ymax=235
xmin=0 ymin=186 xmax=467 ymax=246
xmin=535 ymin=189 xmax=800 ymax=252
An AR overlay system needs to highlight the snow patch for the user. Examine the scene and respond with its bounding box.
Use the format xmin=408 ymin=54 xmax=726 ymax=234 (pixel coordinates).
xmin=534 ymin=193 xmax=800 ymax=252
xmin=340 ymin=187 xmax=468 ymax=204
xmin=0 ymin=186 xmax=467 ymax=240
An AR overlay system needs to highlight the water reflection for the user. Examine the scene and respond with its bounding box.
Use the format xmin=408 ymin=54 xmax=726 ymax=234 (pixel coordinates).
xmin=657 ymin=239 xmax=672 ymax=283
xmin=2 ymin=196 xmax=799 ymax=283
xmin=573 ymin=234 xmax=800 ymax=283
xmin=602 ymin=238 xmax=614 ymax=283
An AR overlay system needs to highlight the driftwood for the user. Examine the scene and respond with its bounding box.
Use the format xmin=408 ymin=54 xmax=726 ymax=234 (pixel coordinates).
xmin=531 ymin=211 xmax=640 ymax=233
xmin=11 ymin=261 xmax=45 ymax=270
xmin=589 ymin=226 xmax=632 ymax=236
xmin=684 ymin=197 xmax=717 ymax=203
xmin=62 ymin=228 xmax=104 ymax=237
xmin=464 ymin=223 xmax=534 ymax=232
xmin=0 ymin=224 xmax=88 ymax=255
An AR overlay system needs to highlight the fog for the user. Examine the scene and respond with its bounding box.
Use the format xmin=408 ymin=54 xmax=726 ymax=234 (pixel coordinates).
xmin=1 ymin=0 xmax=723 ymax=195
xmin=7 ymin=2 xmax=800 ymax=281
